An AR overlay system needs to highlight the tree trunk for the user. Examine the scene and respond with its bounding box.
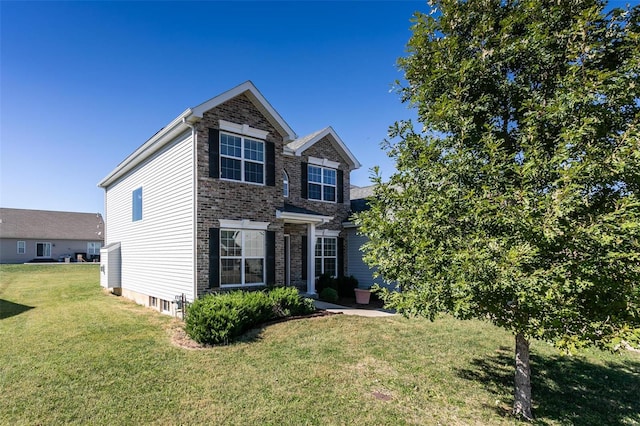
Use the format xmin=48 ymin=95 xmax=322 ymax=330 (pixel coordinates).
xmin=513 ymin=333 xmax=533 ymax=420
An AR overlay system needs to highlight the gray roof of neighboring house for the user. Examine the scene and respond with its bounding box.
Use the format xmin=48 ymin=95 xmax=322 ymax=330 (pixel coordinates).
xmin=350 ymin=185 xmax=376 ymax=213
xmin=0 ymin=208 xmax=104 ymax=241
xmin=285 ymin=129 xmax=326 ymax=151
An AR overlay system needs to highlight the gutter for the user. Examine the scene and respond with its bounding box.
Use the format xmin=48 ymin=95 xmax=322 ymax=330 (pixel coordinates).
xmin=97 ymin=109 xmax=194 ymax=188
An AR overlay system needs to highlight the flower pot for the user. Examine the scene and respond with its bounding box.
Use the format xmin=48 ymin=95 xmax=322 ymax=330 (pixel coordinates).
xmin=354 ymin=288 xmax=371 ymax=305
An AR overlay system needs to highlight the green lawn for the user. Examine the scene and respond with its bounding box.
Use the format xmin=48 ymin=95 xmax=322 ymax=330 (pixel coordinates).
xmin=1 ymin=265 xmax=638 ymax=425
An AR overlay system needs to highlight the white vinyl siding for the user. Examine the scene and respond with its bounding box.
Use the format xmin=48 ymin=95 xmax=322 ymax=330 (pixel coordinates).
xmin=103 ymin=131 xmax=195 ymax=301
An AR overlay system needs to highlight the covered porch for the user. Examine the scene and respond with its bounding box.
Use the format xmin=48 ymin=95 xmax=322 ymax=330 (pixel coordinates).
xmin=276 ymin=204 xmax=333 ymax=296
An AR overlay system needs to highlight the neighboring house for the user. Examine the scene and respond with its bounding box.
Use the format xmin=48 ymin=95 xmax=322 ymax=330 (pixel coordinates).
xmin=344 ymin=185 xmax=395 ymax=291
xmin=0 ymin=208 xmax=104 ymax=264
xmin=98 ymin=81 xmax=361 ymax=314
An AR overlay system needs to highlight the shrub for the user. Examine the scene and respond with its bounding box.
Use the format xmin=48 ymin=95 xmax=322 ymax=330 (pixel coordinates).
xmin=319 ymin=287 xmax=339 ymax=303
xmin=185 ymin=294 xmax=246 ymax=345
xmin=316 ymin=273 xmax=337 ymax=294
xmin=336 ymin=275 xmax=359 ymax=298
xmin=185 ymin=288 xmax=316 ymax=345
xmin=268 ymin=286 xmax=316 ymax=317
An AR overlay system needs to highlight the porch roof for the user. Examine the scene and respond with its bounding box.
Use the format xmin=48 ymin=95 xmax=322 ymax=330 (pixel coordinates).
xmin=276 ymin=203 xmax=332 ymax=225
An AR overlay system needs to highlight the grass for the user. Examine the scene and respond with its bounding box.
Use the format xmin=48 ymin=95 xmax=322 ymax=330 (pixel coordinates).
xmin=1 ymin=264 xmax=638 ymax=425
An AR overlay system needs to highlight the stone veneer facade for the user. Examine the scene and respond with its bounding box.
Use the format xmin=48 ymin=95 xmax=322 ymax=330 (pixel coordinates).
xmin=194 ymin=94 xmax=351 ymax=296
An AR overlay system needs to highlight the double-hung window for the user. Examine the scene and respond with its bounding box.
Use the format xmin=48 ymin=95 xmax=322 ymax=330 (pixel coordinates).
xmin=220 ymin=133 xmax=264 ymax=184
xmin=17 ymin=241 xmax=26 ymax=254
xmin=87 ymin=242 xmax=101 ymax=256
xmin=308 ymin=165 xmax=336 ymax=202
xmin=315 ymin=237 xmax=337 ymax=277
xmin=220 ymin=229 xmax=265 ymax=286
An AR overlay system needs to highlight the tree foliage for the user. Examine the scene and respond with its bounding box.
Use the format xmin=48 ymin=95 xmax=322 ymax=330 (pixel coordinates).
xmin=357 ymin=0 xmax=640 ymax=354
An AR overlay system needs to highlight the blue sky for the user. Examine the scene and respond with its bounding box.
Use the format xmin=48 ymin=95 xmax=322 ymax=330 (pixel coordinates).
xmin=0 ymin=1 xmax=424 ymax=215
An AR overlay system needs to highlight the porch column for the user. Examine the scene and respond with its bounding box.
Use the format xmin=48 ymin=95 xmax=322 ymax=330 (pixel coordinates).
xmin=307 ymin=222 xmax=316 ymax=294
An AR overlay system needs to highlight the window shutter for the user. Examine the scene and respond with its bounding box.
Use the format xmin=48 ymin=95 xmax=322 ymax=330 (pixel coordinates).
xmin=265 ymin=141 xmax=275 ymax=187
xmin=301 ymin=235 xmax=307 ymax=280
xmin=337 ymin=169 xmax=344 ymax=203
xmin=337 ymin=237 xmax=345 ymax=277
xmin=208 ymin=128 xmax=220 ymax=179
xmin=209 ymin=228 xmax=220 ymax=289
xmin=301 ymin=162 xmax=308 ymax=199
xmin=266 ymin=231 xmax=276 ymax=285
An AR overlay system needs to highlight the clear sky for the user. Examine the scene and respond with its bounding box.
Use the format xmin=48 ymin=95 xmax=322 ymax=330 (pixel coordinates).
xmin=0 ymin=1 xmax=425 ymax=215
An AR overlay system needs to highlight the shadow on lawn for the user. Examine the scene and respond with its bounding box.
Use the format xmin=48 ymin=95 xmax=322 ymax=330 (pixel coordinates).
xmin=457 ymin=345 xmax=640 ymax=425
xmin=0 ymin=299 xmax=35 ymax=320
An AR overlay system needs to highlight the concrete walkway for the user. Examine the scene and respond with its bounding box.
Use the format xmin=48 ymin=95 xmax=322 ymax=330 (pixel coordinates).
xmin=313 ymin=300 xmax=395 ymax=317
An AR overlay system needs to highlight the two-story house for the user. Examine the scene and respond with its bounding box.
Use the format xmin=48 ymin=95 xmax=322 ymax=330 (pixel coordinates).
xmin=98 ymin=81 xmax=360 ymax=314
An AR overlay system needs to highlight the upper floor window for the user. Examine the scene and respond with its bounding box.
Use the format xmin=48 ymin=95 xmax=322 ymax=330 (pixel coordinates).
xmin=308 ymin=165 xmax=336 ymax=202
xmin=220 ymin=132 xmax=264 ymax=184
xmin=283 ymin=170 xmax=289 ymax=198
xmin=17 ymin=241 xmax=26 ymax=254
xmin=132 ymin=187 xmax=143 ymax=221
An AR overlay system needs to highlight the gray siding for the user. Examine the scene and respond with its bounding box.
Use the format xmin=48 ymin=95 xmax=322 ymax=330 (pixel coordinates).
xmin=346 ymin=228 xmax=394 ymax=290
xmin=104 ymin=131 xmax=195 ymax=301
xmin=0 ymin=238 xmax=101 ymax=264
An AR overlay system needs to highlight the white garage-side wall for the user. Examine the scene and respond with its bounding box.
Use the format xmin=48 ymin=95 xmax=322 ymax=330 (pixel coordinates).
xmin=104 ymin=131 xmax=195 ymax=302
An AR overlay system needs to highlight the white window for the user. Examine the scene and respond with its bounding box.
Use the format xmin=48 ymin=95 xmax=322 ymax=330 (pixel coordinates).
xmin=220 ymin=229 xmax=265 ymax=286
xmin=87 ymin=242 xmax=101 ymax=256
xmin=220 ymin=132 xmax=264 ymax=184
xmin=36 ymin=242 xmax=52 ymax=258
xmin=308 ymin=165 xmax=336 ymax=202
xmin=149 ymin=296 xmax=158 ymax=308
xmin=161 ymin=300 xmax=171 ymax=313
xmin=17 ymin=241 xmax=26 ymax=254
xmin=283 ymin=170 xmax=289 ymax=198
xmin=315 ymin=237 xmax=337 ymax=277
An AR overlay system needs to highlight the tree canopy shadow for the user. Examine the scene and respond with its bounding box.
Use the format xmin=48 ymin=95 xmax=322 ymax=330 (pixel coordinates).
xmin=0 ymin=299 xmax=35 ymax=320
xmin=457 ymin=345 xmax=640 ymax=425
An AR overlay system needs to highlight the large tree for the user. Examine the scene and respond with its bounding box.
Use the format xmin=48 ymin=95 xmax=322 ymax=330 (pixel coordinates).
xmin=356 ymin=0 xmax=640 ymax=420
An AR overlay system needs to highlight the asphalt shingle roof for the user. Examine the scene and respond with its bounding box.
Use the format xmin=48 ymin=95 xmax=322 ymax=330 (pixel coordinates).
xmin=0 ymin=208 xmax=104 ymax=241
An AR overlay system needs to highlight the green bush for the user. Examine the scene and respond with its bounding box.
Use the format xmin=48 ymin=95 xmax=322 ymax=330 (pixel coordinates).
xmin=336 ymin=275 xmax=359 ymax=298
xmin=316 ymin=273 xmax=337 ymax=294
xmin=319 ymin=287 xmax=339 ymax=303
xmin=268 ymin=286 xmax=315 ymax=317
xmin=185 ymin=288 xmax=316 ymax=345
xmin=185 ymin=295 xmax=247 ymax=345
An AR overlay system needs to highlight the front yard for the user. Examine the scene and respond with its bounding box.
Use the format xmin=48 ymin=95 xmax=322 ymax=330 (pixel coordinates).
xmin=1 ymin=264 xmax=638 ymax=425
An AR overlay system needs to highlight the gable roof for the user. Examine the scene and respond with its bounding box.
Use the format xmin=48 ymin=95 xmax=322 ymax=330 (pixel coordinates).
xmin=191 ymin=81 xmax=297 ymax=141
xmin=98 ymin=81 xmax=297 ymax=188
xmin=0 ymin=208 xmax=104 ymax=241
xmin=284 ymin=126 xmax=361 ymax=171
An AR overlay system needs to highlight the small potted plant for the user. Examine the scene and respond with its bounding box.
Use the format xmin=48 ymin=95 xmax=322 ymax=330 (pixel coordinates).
xmin=354 ymin=286 xmax=371 ymax=305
